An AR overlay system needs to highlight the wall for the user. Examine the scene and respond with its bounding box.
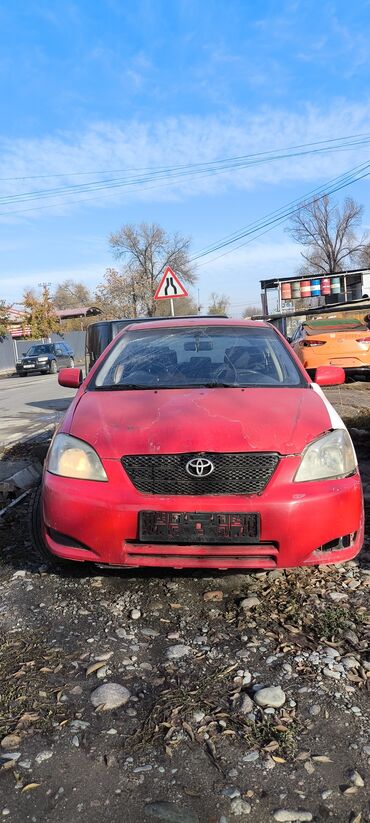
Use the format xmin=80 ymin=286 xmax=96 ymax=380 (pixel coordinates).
xmin=0 ymin=331 xmax=85 ymax=374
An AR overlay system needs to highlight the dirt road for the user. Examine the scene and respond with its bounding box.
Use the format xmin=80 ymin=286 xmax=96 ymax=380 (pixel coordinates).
xmin=0 ymin=384 xmax=369 ymax=823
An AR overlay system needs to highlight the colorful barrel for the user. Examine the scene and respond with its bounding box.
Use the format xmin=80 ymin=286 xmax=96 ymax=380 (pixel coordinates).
xmin=311 ymin=278 xmax=321 ymax=296
xmin=292 ymin=282 xmax=301 ymax=299
xmin=321 ymin=278 xmax=331 ymax=295
xmin=281 ymin=282 xmax=292 ymax=300
xmin=300 ymin=280 xmax=311 ymax=298
xmin=331 ymin=277 xmax=341 ymax=294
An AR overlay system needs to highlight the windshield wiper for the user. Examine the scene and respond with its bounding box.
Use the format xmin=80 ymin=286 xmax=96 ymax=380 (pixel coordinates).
xmin=95 ymin=384 xmax=156 ymax=391
xmin=185 ymin=381 xmax=238 ymax=388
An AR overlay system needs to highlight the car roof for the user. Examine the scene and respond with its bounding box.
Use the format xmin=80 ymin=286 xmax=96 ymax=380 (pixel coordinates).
xmin=121 ymin=317 xmax=269 ymax=333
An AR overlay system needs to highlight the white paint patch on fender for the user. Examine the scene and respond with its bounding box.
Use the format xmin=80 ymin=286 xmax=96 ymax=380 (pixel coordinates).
xmin=311 ymin=382 xmax=346 ymax=430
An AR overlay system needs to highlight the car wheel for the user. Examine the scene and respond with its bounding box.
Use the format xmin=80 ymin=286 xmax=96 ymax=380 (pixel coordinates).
xmin=28 ymin=484 xmax=74 ymax=573
xmin=49 ymin=359 xmax=57 ymax=374
xmin=68 ymin=357 xmax=75 ymax=368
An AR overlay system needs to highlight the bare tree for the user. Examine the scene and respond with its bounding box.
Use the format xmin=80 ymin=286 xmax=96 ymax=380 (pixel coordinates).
xmin=105 ymin=222 xmax=196 ymax=316
xmin=242 ymin=304 xmax=261 ymax=318
xmin=208 ymin=292 xmax=230 ymax=315
xmin=287 ymin=195 xmax=366 ymax=274
xmin=154 ymin=295 xmax=198 ymax=317
xmin=54 ymin=279 xmax=93 ymax=309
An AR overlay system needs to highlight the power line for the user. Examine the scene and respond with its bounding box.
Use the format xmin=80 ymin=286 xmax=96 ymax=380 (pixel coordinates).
xmin=2 ymin=132 xmax=370 ymax=212
xmin=1 ymin=129 xmax=370 ymax=182
xmin=190 ymin=159 xmax=370 ymax=264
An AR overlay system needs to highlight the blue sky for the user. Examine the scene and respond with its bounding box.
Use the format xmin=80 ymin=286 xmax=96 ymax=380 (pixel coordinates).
xmin=1 ymin=0 xmax=370 ymax=314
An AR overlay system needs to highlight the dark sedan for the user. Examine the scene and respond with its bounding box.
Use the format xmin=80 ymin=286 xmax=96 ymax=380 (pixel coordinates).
xmin=16 ymin=342 xmax=74 ymax=376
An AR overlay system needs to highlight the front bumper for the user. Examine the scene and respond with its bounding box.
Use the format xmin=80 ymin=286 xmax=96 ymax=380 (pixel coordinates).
xmin=41 ymin=454 xmax=364 ymax=570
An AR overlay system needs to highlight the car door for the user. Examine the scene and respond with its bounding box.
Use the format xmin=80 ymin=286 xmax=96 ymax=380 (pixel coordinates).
xmin=53 ymin=343 xmax=68 ymax=368
xmin=61 ymin=342 xmax=72 ymax=365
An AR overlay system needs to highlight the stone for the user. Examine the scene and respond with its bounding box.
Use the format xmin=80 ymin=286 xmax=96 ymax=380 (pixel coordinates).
xmin=222 ymin=787 xmax=241 ymax=799
xmin=90 ymin=683 xmax=131 ymax=709
xmin=254 ymin=686 xmax=286 ymax=709
xmin=322 ymin=647 xmax=340 ymax=659
xmin=309 ymin=704 xmax=321 ymax=716
xmin=349 ymin=769 xmax=365 ymax=788
xmin=203 ymin=590 xmax=223 ymax=602
xmin=130 ymin=608 xmax=141 ymax=620
xmin=242 ymin=751 xmax=259 ymax=762
xmin=1 ymin=735 xmax=21 ymax=750
xmin=240 ymin=596 xmax=260 ymax=611
xmin=323 ymin=668 xmax=341 ymax=680
xmin=192 ymin=710 xmax=205 ymax=724
xmin=144 ymin=800 xmax=199 ymax=822
xmin=35 ymin=750 xmax=53 ymax=764
xmin=342 ymin=657 xmax=360 ymax=670
xmin=239 ymin=695 xmax=254 ymax=714
xmin=230 ymin=798 xmax=251 ymax=815
xmin=328 ymin=591 xmax=348 ymax=602
xmin=273 ymin=812 xmax=313 ymax=822
xmin=166 ymin=645 xmax=191 ymax=660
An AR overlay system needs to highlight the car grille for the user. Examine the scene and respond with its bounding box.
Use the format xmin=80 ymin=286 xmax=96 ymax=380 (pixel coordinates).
xmin=122 ymin=452 xmax=280 ymax=495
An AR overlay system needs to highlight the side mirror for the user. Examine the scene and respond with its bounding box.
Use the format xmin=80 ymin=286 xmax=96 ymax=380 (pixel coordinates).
xmin=314 ymin=365 xmax=345 ymax=386
xmin=58 ymin=368 xmax=83 ymax=389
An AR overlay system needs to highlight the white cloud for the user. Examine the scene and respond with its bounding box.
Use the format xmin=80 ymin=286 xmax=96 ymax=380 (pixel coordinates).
xmin=1 ymin=101 xmax=370 ymax=220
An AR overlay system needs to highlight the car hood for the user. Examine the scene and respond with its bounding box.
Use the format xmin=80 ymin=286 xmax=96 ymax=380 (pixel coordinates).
xmin=67 ymin=386 xmax=333 ymax=458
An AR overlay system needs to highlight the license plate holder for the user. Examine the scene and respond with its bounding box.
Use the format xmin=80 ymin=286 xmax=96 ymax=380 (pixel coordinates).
xmin=139 ymin=511 xmax=260 ymax=544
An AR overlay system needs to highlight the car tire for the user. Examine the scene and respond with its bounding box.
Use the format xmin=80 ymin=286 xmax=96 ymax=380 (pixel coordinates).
xmin=68 ymin=357 xmax=75 ymax=368
xmin=28 ymin=483 xmax=74 ymax=573
xmin=49 ymin=359 xmax=57 ymax=374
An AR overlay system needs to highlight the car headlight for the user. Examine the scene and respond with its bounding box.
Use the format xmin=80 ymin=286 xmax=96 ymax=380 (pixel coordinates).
xmin=37 ymin=356 xmax=48 ymax=361
xmin=294 ymin=429 xmax=357 ymax=482
xmin=47 ymin=434 xmax=108 ymax=481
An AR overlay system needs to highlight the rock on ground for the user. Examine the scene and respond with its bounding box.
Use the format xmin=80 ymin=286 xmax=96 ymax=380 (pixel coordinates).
xmin=90 ymin=682 xmax=131 ymax=709
xmin=166 ymin=645 xmax=191 ymax=660
xmin=273 ymin=812 xmax=313 ymax=822
xmin=254 ymin=685 xmax=286 ymax=708
xmin=144 ymin=800 xmax=199 ymax=822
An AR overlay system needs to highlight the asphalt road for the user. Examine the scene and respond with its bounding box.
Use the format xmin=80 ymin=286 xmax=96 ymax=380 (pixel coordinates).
xmin=0 ymin=373 xmax=77 ymax=448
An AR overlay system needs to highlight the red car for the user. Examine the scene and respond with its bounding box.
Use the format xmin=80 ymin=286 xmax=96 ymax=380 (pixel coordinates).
xmin=32 ymin=318 xmax=364 ymax=571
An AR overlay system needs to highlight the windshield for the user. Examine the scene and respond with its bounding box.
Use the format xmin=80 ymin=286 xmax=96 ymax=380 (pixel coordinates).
xmin=26 ymin=344 xmax=53 ymax=356
xmin=92 ymin=325 xmax=305 ymax=390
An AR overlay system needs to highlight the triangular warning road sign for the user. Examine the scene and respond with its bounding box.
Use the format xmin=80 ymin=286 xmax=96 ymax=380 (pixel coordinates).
xmin=154 ymin=266 xmax=188 ymax=300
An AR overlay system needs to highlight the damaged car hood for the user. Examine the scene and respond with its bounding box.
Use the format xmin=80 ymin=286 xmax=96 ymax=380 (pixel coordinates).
xmin=66 ymin=386 xmax=334 ymax=458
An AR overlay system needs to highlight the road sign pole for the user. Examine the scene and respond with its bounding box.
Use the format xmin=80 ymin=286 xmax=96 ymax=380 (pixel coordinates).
xmin=170 ymin=298 xmax=175 ymax=317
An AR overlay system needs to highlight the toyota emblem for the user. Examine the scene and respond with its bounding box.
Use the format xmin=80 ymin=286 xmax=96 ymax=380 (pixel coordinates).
xmin=186 ymin=457 xmax=215 ymax=478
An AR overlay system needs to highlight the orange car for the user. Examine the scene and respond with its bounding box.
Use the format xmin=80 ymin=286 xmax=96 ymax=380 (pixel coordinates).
xmin=290 ymin=318 xmax=370 ymax=378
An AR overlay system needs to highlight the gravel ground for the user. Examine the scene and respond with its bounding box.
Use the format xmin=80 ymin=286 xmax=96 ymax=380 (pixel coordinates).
xmin=0 ymin=384 xmax=369 ymax=823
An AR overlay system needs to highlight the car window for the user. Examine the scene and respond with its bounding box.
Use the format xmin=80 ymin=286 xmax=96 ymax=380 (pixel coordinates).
xmin=92 ymin=325 xmax=306 ymax=390
xmin=54 ymin=345 xmax=64 ymax=355
xmin=26 ymin=344 xmax=53 ymax=356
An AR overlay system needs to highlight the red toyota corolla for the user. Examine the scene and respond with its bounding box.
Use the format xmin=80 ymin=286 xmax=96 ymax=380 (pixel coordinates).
xmin=33 ymin=318 xmax=364 ymax=570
